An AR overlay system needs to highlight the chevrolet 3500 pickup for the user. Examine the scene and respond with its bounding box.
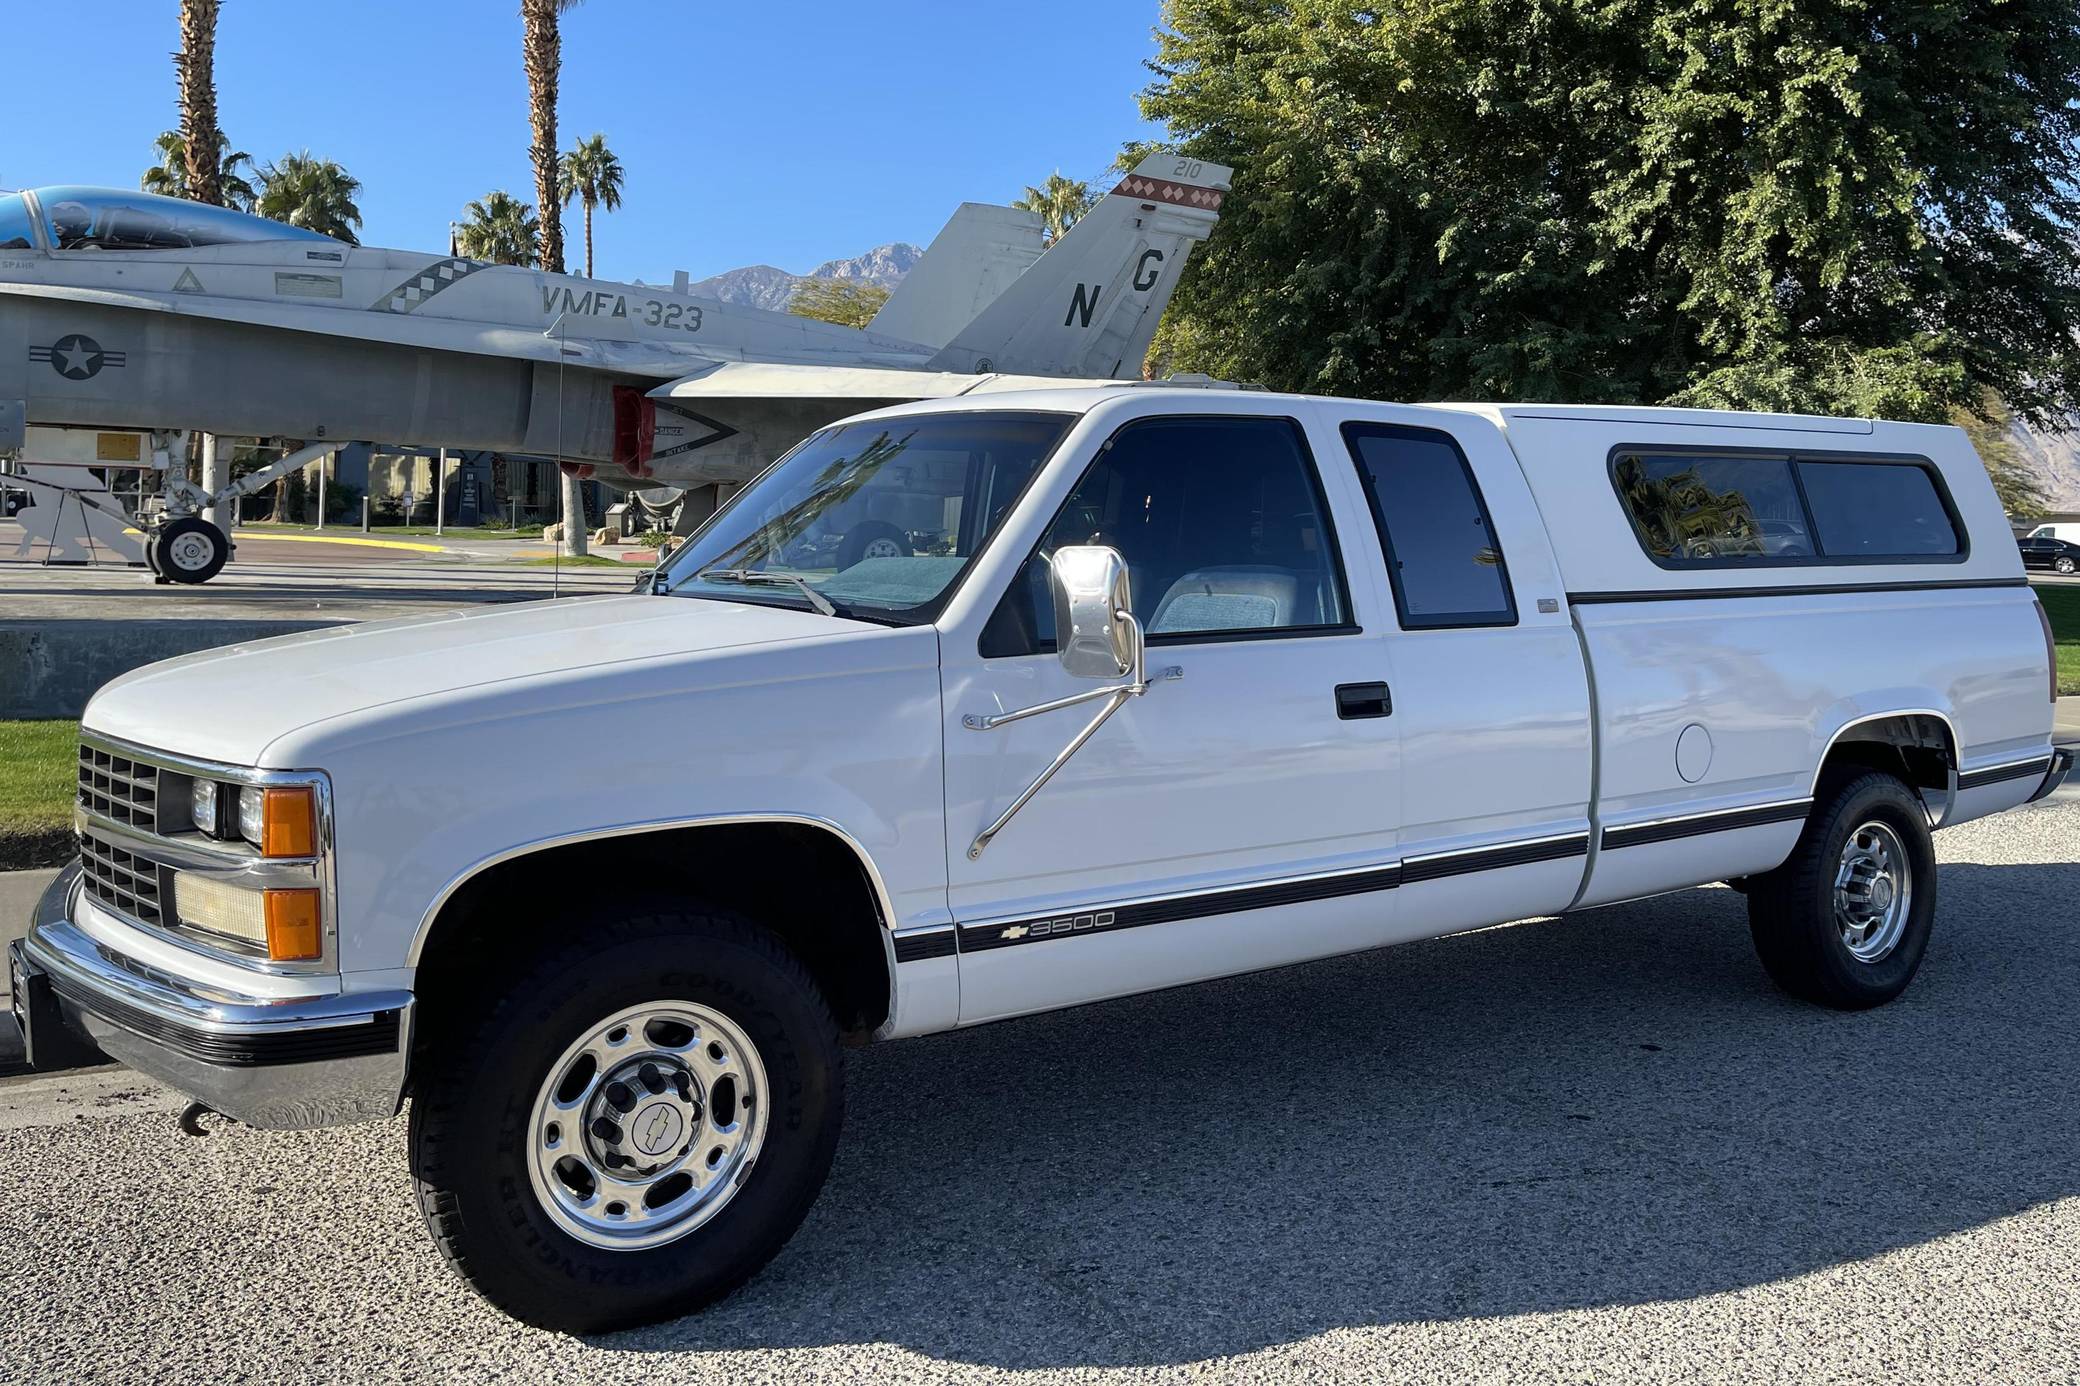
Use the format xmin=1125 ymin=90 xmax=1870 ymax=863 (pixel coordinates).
xmin=13 ymin=385 xmax=2069 ymax=1330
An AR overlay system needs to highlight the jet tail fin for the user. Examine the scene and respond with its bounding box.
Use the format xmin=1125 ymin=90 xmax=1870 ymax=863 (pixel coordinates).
xmin=925 ymin=153 xmax=1231 ymax=379
xmin=868 ymin=203 xmax=1045 ymax=349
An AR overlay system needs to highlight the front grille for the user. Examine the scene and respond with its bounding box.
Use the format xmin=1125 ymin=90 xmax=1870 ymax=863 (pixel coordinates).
xmin=78 ymin=829 xmax=173 ymax=928
xmin=77 ymin=744 xmax=162 ymax=834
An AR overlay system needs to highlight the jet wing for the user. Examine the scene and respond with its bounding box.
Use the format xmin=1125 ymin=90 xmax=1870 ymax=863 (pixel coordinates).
xmin=647 ymin=359 xmax=1081 ymax=401
xmin=0 ymin=279 xmax=716 ymax=379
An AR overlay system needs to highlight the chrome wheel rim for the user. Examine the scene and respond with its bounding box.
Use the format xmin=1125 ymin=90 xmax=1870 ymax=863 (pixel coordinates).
xmin=526 ymin=1000 xmax=769 ymax=1251
xmin=167 ymin=532 xmax=216 ymax=571
xmin=1834 ymin=820 xmax=1911 ymax=963
xmin=862 ymin=536 xmax=903 ymax=559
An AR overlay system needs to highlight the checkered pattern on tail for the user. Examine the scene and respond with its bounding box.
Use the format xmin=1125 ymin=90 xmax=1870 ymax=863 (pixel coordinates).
xmin=370 ymin=257 xmax=486 ymax=313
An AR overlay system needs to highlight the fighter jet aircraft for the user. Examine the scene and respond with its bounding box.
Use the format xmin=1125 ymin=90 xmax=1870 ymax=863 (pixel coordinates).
xmin=0 ymin=153 xmax=1230 ymax=579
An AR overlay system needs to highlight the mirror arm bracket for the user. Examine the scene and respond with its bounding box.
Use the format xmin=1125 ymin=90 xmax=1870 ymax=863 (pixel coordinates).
xmin=964 ymin=614 xmax=1182 ymax=859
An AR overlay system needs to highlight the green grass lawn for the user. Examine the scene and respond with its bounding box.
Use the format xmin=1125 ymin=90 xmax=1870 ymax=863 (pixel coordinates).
xmin=2037 ymin=583 xmax=2080 ymax=696
xmin=0 ymin=720 xmax=77 ymax=869
xmin=520 ymin=554 xmax=637 ymax=568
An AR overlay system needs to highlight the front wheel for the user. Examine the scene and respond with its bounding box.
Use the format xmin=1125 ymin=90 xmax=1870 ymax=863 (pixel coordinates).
xmin=150 ymin=516 xmax=229 ymax=584
xmin=1746 ymin=771 xmax=1937 ymax=1009
xmin=409 ymin=905 xmax=844 ymax=1332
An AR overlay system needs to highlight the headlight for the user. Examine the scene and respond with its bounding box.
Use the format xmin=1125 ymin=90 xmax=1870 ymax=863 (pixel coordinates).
xmin=238 ymin=786 xmax=266 ymax=848
xmin=190 ymin=778 xmax=221 ymax=837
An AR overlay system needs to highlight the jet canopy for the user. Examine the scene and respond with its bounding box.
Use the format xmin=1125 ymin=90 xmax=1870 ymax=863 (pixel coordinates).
xmin=8 ymin=186 xmax=342 ymax=252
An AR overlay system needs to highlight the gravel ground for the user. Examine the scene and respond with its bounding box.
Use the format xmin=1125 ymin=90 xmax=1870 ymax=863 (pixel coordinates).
xmin=2 ymin=798 xmax=2076 ymax=1384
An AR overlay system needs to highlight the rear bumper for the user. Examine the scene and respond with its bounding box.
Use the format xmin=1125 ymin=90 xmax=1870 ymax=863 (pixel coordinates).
xmin=10 ymin=866 xmax=411 ymax=1129
xmin=2028 ymin=747 xmax=2075 ymax=804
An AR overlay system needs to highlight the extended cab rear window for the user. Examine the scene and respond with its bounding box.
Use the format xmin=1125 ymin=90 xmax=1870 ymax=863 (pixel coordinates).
xmin=1611 ymin=450 xmax=1963 ymax=567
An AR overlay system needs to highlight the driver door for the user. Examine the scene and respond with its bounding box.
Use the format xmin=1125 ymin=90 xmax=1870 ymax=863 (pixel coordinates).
xmin=940 ymin=412 xmax=1404 ymax=1022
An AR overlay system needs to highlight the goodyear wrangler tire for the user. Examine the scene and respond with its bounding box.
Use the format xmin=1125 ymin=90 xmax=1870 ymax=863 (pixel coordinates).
xmin=1746 ymin=771 xmax=1937 ymax=1010
xmin=408 ymin=905 xmax=843 ymax=1332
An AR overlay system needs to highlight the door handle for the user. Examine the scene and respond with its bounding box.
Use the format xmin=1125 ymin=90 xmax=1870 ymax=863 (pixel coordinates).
xmin=1335 ymin=681 xmax=1392 ymax=720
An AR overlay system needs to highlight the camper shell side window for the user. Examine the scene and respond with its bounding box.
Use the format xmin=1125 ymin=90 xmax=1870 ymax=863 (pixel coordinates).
xmin=1608 ymin=445 xmax=1968 ymax=569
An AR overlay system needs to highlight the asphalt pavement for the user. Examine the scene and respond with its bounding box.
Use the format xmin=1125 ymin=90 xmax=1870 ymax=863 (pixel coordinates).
xmin=1 ymin=796 xmax=2076 ymax=1382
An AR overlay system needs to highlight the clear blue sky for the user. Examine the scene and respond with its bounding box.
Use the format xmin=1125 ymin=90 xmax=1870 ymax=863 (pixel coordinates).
xmin=0 ymin=0 xmax=1169 ymax=281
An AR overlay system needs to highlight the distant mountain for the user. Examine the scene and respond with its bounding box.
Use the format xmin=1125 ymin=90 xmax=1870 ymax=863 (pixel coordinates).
xmin=682 ymin=242 xmax=923 ymax=313
xmin=2008 ymin=420 xmax=2080 ymax=514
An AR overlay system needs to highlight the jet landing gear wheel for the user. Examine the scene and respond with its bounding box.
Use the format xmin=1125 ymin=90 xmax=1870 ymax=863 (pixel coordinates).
xmin=150 ymin=517 xmax=229 ymax=584
xmin=838 ymin=520 xmax=909 ymax=568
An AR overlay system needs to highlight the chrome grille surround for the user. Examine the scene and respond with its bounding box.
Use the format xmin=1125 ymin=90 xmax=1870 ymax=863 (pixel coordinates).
xmin=71 ymin=731 xmax=339 ymax=976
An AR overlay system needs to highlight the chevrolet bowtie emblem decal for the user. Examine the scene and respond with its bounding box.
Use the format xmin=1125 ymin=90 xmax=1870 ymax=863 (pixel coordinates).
xmin=1000 ymin=924 xmax=1030 ymax=940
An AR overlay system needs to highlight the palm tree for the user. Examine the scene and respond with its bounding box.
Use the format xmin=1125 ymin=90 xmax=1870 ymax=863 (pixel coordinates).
xmin=176 ymin=0 xmax=225 ymax=206
xmin=521 ymin=0 xmax=581 ymax=276
xmin=455 ymin=192 xmax=541 ymax=266
xmin=559 ymin=133 xmax=625 ymax=279
xmin=256 ymin=153 xmax=363 ymax=243
xmin=521 ymin=0 xmax=587 ymax=555
xmin=1014 ymin=171 xmax=1096 ymax=245
xmin=142 ymin=131 xmax=258 ymax=210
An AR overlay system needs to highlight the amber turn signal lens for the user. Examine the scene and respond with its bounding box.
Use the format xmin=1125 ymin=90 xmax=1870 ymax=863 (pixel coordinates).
xmin=263 ymin=889 xmax=324 ymax=962
xmin=260 ymin=786 xmax=317 ymax=858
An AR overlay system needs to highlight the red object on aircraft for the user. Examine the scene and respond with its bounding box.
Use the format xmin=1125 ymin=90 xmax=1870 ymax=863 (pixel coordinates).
xmin=611 ymin=385 xmax=655 ymax=477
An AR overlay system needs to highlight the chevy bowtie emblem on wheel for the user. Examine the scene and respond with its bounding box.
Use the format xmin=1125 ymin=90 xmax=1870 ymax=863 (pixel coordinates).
xmin=29 ymin=334 xmax=125 ymax=381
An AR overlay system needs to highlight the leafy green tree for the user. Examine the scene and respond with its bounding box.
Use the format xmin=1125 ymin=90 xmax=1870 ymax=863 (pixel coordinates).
xmin=255 ymin=153 xmax=363 ymax=243
xmin=1013 ymin=171 xmax=1096 ymax=245
xmin=789 ymin=279 xmax=891 ymax=330
xmin=142 ymin=130 xmax=256 ymax=211
xmin=456 ymin=191 xmax=540 ymax=265
xmin=1137 ymin=0 xmax=2080 ymax=424
xmin=559 ymin=132 xmax=626 ymax=278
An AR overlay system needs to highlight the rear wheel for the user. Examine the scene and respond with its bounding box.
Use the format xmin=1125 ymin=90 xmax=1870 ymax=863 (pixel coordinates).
xmin=2057 ymin=554 xmax=2076 ymax=574
xmin=1746 ymin=771 xmax=1937 ymax=1009
xmin=409 ymin=904 xmax=843 ymax=1332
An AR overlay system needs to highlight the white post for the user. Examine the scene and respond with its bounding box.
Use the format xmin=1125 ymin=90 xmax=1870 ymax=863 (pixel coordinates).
xmin=435 ymin=449 xmax=447 ymax=535
xmin=199 ymin=433 xmax=225 ymax=528
xmin=316 ymin=450 xmax=327 ymax=529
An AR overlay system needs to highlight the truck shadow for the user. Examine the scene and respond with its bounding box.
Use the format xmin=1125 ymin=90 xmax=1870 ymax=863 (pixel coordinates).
xmin=608 ymin=859 xmax=2080 ymax=1367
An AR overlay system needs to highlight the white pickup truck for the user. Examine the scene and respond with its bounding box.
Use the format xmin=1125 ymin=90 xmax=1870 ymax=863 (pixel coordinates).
xmin=13 ymin=386 xmax=2068 ymax=1330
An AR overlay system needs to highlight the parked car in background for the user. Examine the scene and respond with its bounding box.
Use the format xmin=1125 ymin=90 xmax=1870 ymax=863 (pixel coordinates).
xmin=2019 ymin=531 xmax=2080 ymax=574
xmin=13 ymin=387 xmax=2069 ymax=1332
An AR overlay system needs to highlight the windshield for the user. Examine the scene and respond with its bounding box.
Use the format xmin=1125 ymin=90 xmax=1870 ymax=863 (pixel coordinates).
xmin=660 ymin=411 xmax=1071 ymax=621
xmin=35 ymin=186 xmax=340 ymax=251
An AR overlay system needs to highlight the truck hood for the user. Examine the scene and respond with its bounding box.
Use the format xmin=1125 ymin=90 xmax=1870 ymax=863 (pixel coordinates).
xmin=82 ymin=594 xmax=867 ymax=767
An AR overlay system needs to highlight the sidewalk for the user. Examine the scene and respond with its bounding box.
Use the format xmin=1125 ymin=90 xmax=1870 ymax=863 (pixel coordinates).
xmin=2059 ymin=694 xmax=2080 ymax=746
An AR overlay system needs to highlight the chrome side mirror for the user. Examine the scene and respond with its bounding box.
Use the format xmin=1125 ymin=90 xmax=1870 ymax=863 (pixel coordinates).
xmin=1050 ymin=545 xmax=1137 ymax=680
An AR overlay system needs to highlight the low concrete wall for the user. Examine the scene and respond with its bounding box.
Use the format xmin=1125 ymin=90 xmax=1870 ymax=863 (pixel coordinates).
xmin=0 ymin=619 xmax=346 ymax=719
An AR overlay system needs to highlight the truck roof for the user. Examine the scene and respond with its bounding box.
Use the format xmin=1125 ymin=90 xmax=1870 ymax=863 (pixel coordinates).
xmin=846 ymin=384 xmax=2018 ymax=599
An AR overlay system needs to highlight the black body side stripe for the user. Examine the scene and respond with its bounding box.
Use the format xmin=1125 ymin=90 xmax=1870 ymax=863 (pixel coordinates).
xmin=1567 ymin=577 xmax=2027 ymax=605
xmin=892 ymin=928 xmax=958 ymax=963
xmin=1399 ymin=833 xmax=1588 ymax=884
xmin=958 ymin=863 xmax=1404 ymax=953
xmin=1601 ymin=800 xmax=1810 ymax=851
xmin=1957 ymin=757 xmax=2053 ymax=791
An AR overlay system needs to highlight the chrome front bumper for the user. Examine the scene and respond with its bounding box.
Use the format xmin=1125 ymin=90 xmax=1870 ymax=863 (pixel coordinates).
xmin=10 ymin=865 xmax=412 ymax=1130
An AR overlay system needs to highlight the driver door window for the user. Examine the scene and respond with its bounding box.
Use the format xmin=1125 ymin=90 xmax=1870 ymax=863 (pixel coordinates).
xmin=982 ymin=414 xmax=1352 ymax=654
